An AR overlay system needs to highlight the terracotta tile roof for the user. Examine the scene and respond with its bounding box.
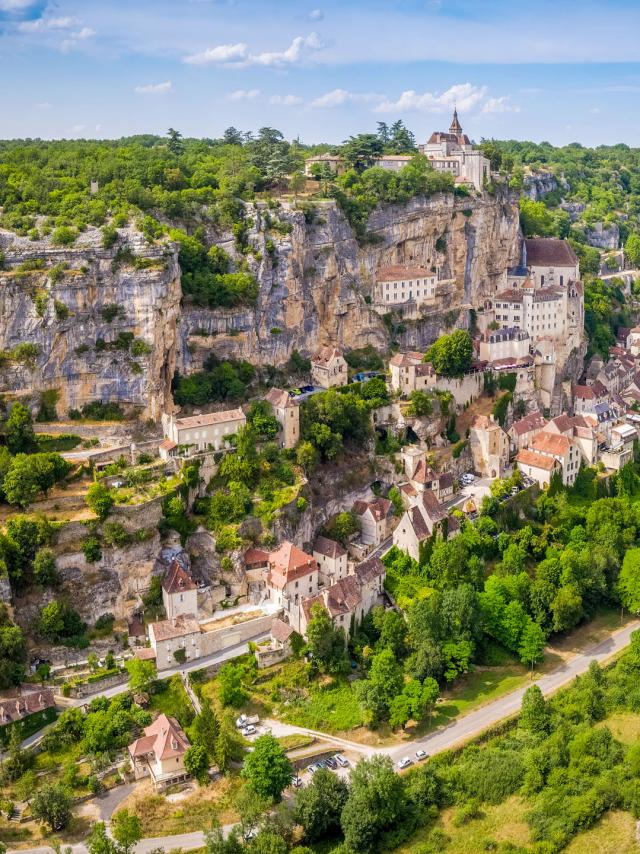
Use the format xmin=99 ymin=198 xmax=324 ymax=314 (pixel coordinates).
xmin=271 ymin=618 xmax=296 ymax=643
xmin=516 ymin=449 xmax=559 ymax=471
xmin=159 ymin=439 xmax=177 ymax=451
xmin=531 ymin=431 xmax=572 ymax=456
xmin=411 ymin=459 xmax=436 ymax=484
xmin=407 ymin=504 xmax=430 ymax=540
xmin=524 ymin=238 xmax=579 ymax=267
xmin=128 ymin=614 xmax=146 ymax=638
xmin=135 ymin=647 xmax=157 ymax=661
xmin=244 ymin=547 xmax=271 ymax=568
xmin=0 ymin=689 xmax=55 ymax=724
xmin=399 ymin=482 xmax=418 ymax=498
xmin=591 ymin=380 xmax=608 ymax=397
xmin=313 ymin=535 xmax=347 ymax=560
xmin=512 ymin=410 xmax=547 ymax=436
xmin=389 ymin=351 xmax=425 ymax=367
xmin=303 ymin=576 xmax=361 ymax=622
xmin=265 ymin=388 xmax=298 ymax=409
xmin=129 ymin=714 xmax=190 ymax=762
xmin=549 ymin=414 xmax=573 ymax=434
xmin=573 ymin=384 xmax=595 ymax=400
xmin=150 ymin=614 xmax=200 ymax=642
xmin=419 ymin=490 xmax=447 ymax=523
xmin=267 ymin=542 xmax=318 ymax=588
xmin=376 ymin=265 xmax=434 ymax=281
xmin=352 ymin=497 xmax=392 ymax=521
xmin=162 ymin=561 xmax=196 ymax=595
xmin=494 ymin=289 xmax=524 ymax=303
xmin=174 ymin=408 xmax=245 ymax=430
xmin=311 ymin=346 xmax=344 ymax=366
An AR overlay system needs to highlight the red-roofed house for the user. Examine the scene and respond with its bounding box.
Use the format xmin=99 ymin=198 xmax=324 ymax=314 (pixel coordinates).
xmin=162 ymin=561 xmax=197 ymax=621
xmin=128 ymin=714 xmax=191 ymax=789
xmin=265 ymin=542 xmax=319 ymax=631
xmin=162 ymin=407 xmax=246 ymax=452
xmin=509 ymin=410 xmax=548 ymax=452
xmin=530 ymin=430 xmax=580 ymax=485
xmin=516 ymin=448 xmax=562 ymax=488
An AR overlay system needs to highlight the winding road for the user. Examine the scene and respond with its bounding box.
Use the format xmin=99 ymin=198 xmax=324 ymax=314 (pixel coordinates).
xmin=9 ymin=618 xmax=639 ymax=854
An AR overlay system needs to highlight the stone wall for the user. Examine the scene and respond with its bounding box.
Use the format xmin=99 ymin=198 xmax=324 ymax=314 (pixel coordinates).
xmin=197 ymin=612 xmax=281 ymax=658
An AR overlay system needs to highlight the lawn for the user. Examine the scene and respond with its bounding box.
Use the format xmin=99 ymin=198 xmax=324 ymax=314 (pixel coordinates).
xmin=564 ymin=811 xmax=638 ymax=854
xmin=397 ymin=796 xmax=531 ymax=853
xmin=597 ymin=712 xmax=640 ymax=745
xmin=277 ymin=733 xmax=316 ymax=751
xmin=115 ymin=775 xmax=244 ymax=836
xmin=149 ymin=674 xmax=195 ymax=730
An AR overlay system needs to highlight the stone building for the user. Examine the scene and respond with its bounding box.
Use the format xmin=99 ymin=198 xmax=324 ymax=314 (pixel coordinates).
xmin=162 ymin=408 xmax=246 ymax=452
xmin=417 ymin=109 xmax=490 ymax=191
xmin=352 ymin=497 xmax=393 ymax=546
xmin=148 ymin=614 xmax=201 ymax=669
xmin=523 ymin=238 xmax=580 ymax=288
xmin=311 ymin=346 xmax=348 ymax=388
xmin=469 ymin=415 xmax=510 ymax=478
xmin=393 ymin=491 xmax=459 ymax=562
xmin=265 ymin=388 xmax=300 ymax=449
xmin=162 ymin=561 xmax=198 ymax=621
xmin=375 ymin=265 xmax=438 ymax=308
xmin=265 ymin=541 xmax=319 ymax=632
xmin=313 ymin=535 xmax=348 ymax=587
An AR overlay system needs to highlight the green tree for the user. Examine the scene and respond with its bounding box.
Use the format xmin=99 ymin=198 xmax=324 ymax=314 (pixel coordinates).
xmin=218 ymin=663 xmax=248 ymax=707
xmin=425 ymin=330 xmax=473 ymax=378
xmin=326 ymin=511 xmax=359 ymax=546
xmin=33 ymin=547 xmax=58 ymax=586
xmin=111 ymin=810 xmax=143 ymax=854
xmin=125 ymin=658 xmax=156 ymax=693
xmin=185 ymin=742 xmax=210 ymax=783
xmin=305 ymin=603 xmax=348 ymax=673
xmin=518 ymin=620 xmax=546 ymax=667
xmin=5 ymin=403 xmax=35 ymax=454
xmin=191 ymin=698 xmax=220 ymax=759
xmin=353 ymin=648 xmax=404 ymax=725
xmin=31 ymin=784 xmax=72 ymax=832
xmin=519 ymin=685 xmax=550 ymax=735
xmin=294 ymin=767 xmax=348 ymax=842
xmin=0 ymin=605 xmax=27 ymax=687
xmin=242 ymin=734 xmax=293 ymax=801
xmin=617 ymin=547 xmax=640 ymax=613
xmin=341 ymin=755 xmax=407 ymax=854
xmin=86 ymin=481 xmax=115 ymax=521
xmin=296 ymin=441 xmax=318 ymax=474
xmin=625 ymin=232 xmax=640 ymax=268
xmin=341 ymin=133 xmax=384 ymax=172
xmin=166 ymin=128 xmax=184 ymax=155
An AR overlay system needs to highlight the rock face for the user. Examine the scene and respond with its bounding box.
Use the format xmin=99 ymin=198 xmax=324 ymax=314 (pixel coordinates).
xmin=585 ymin=222 xmax=620 ymax=250
xmin=181 ymin=187 xmax=521 ymax=371
xmin=523 ymin=172 xmax=561 ymax=200
xmin=0 ymin=228 xmax=181 ymax=419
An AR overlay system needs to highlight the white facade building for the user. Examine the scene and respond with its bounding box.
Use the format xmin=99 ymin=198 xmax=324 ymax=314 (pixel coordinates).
xmin=417 ymin=109 xmax=490 ymax=191
xmin=162 ymin=408 xmax=246 ymax=452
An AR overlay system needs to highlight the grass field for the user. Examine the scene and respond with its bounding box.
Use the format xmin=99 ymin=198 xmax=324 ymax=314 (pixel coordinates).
xmin=598 ymin=712 xmax=640 ymax=745
xmin=564 ymin=811 xmax=638 ymax=854
xmin=149 ymin=674 xmax=195 ymax=730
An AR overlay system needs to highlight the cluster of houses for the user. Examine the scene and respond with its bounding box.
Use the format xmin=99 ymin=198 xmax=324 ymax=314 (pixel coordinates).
xmin=304 ymin=109 xmax=491 ymax=192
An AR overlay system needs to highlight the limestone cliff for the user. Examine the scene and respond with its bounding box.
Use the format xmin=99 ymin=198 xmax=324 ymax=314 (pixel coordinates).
xmin=180 ymin=187 xmax=521 ymax=371
xmin=0 ymin=228 xmax=180 ymax=419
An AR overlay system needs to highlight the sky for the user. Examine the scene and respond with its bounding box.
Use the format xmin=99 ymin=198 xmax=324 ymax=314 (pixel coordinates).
xmin=1 ymin=0 xmax=640 ymax=146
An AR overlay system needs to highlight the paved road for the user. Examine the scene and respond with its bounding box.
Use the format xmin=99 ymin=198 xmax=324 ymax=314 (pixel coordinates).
xmin=10 ymin=620 xmax=639 ymax=854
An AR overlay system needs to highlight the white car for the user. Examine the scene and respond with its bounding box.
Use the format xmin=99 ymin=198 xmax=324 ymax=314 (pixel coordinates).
xmin=241 ymin=724 xmax=257 ymax=736
xmin=335 ymin=754 xmax=349 ymax=768
xmin=415 ymin=750 xmax=428 ymax=761
xmin=397 ymin=756 xmax=413 ymax=769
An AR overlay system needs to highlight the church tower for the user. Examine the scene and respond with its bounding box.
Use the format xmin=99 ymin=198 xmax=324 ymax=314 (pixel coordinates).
xmin=449 ymin=108 xmax=462 ymax=136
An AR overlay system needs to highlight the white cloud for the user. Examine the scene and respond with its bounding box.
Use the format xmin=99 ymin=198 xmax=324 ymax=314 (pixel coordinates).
xmin=376 ymin=83 xmax=488 ymax=114
xmin=69 ymin=124 xmax=85 ymax=135
xmin=0 ymin=0 xmax=37 ymax=9
xmin=18 ymin=16 xmax=77 ymax=32
xmin=59 ymin=25 xmax=95 ymax=52
xmin=35 ymin=101 xmax=51 ymax=109
xmin=72 ymin=26 xmax=95 ymax=40
xmin=309 ymin=8 xmax=323 ymax=19
xmin=228 ymin=88 xmax=260 ymax=100
xmin=184 ymin=33 xmax=323 ymax=68
xmin=310 ymin=88 xmax=384 ymax=108
xmin=481 ymin=96 xmax=520 ymax=114
xmin=184 ymin=42 xmax=248 ymax=65
xmin=135 ymin=80 xmax=173 ymax=95
xmin=269 ymin=94 xmax=302 ymax=106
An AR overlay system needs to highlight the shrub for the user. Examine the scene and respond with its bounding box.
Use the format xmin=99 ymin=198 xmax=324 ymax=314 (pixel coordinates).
xmin=82 ymin=537 xmax=102 ymax=563
xmin=51 ymin=227 xmax=77 ymax=247
xmin=54 ymin=300 xmax=69 ymax=321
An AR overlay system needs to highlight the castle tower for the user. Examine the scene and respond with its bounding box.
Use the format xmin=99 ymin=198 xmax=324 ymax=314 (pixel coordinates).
xmin=449 ymin=108 xmax=462 ymax=136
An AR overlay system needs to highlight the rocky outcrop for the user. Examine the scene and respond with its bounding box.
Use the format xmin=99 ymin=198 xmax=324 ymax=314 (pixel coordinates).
xmin=585 ymin=222 xmax=619 ymax=250
xmin=180 ymin=187 xmax=521 ymax=370
xmin=523 ymin=171 xmax=562 ymax=200
xmin=0 ymin=227 xmax=181 ymax=419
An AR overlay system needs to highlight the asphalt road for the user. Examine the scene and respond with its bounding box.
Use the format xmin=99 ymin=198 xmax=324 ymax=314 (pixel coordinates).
xmin=10 ymin=619 xmax=639 ymax=854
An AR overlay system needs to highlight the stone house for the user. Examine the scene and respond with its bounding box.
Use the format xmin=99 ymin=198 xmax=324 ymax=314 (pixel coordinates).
xmin=389 ymin=351 xmax=433 ymax=395
xmin=509 ymin=410 xmax=548 ymax=453
xmin=529 ymin=430 xmax=581 ymax=486
xmin=523 ymin=238 xmax=580 ymax=289
xmin=311 ymin=346 xmax=348 ymax=388
xmin=299 ymin=556 xmax=385 ymax=637
xmin=265 ymin=541 xmax=319 ymax=632
xmin=265 ymin=388 xmax=300 ymax=450
xmin=148 ymin=614 xmax=201 ymax=670
xmin=313 ymin=535 xmax=348 ymax=587
xmin=162 ymin=408 xmax=246 ymax=452
xmin=128 ymin=714 xmax=191 ymax=790
xmin=352 ymin=497 xmax=393 ymax=546
xmin=600 ymin=422 xmax=637 ymax=471
xmin=162 ymin=561 xmax=198 ymax=621
xmin=393 ymin=491 xmax=459 ymax=562
xmin=0 ymin=688 xmax=55 ymax=727
xmin=546 ymin=414 xmax=600 ymax=467
xmin=469 ymin=415 xmax=510 ymax=478
xmin=375 ymin=265 xmax=438 ymax=308
xmin=515 ymin=448 xmax=562 ymax=488
xmin=255 ymin=619 xmax=298 ymax=669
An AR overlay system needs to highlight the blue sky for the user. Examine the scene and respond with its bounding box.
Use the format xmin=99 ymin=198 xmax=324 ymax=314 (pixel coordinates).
xmin=1 ymin=0 xmax=640 ymax=145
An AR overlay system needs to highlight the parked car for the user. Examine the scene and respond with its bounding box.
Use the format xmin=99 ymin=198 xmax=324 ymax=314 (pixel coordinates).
xmin=241 ymin=724 xmax=257 ymax=736
xmin=292 ymin=775 xmax=302 ymax=788
xmin=301 ymin=385 xmax=314 ymax=393
xmin=397 ymin=756 xmax=413 ymax=769
xmin=235 ymin=714 xmax=259 ymax=729
xmin=335 ymin=754 xmax=349 ymax=768
xmin=415 ymin=750 xmax=428 ymax=761
xmin=325 ymin=757 xmax=337 ymax=769
xmin=289 ymin=388 xmax=302 ymax=397
xmin=307 ymin=764 xmax=318 ymax=774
